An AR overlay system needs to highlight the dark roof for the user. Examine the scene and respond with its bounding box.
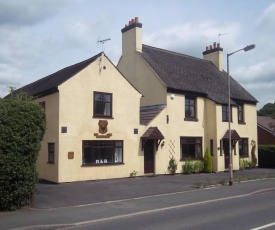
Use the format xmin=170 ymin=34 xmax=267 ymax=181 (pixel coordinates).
xmin=258 ymin=116 xmax=275 ymax=134
xmin=6 ymin=52 xmax=102 ymax=98
xmin=140 ymin=45 xmax=257 ymax=105
xmin=223 ymin=129 xmax=241 ymax=140
xmin=140 ymin=104 xmax=166 ymax=125
xmin=141 ymin=127 xmax=165 ymax=140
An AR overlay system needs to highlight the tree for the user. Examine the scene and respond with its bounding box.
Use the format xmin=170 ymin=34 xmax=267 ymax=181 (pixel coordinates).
xmin=258 ymin=102 xmax=275 ymax=119
xmin=203 ymin=148 xmax=212 ymax=173
xmin=0 ymin=98 xmax=46 ymax=211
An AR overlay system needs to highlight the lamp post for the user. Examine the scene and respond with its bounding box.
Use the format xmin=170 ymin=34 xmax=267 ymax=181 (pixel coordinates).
xmin=227 ymin=44 xmax=255 ymax=186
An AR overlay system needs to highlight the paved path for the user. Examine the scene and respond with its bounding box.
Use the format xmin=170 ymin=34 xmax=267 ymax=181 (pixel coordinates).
xmin=32 ymin=168 xmax=275 ymax=209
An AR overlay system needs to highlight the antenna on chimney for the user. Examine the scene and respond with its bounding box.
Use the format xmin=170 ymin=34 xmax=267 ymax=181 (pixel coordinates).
xmin=97 ymin=37 xmax=111 ymax=52
xmin=218 ymin=33 xmax=228 ymax=43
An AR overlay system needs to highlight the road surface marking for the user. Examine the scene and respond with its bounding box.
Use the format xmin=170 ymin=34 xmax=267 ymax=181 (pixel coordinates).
xmin=251 ymin=222 xmax=275 ymax=230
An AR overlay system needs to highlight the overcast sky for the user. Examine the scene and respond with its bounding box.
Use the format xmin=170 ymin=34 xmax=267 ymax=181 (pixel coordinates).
xmin=0 ymin=0 xmax=274 ymax=109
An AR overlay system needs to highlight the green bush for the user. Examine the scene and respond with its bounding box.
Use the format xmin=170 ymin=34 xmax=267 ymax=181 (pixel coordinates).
xmin=182 ymin=159 xmax=204 ymax=174
xmin=258 ymin=145 xmax=275 ymax=168
xmin=203 ymin=148 xmax=212 ymax=173
xmin=168 ymin=156 xmax=177 ymax=174
xmin=0 ymin=99 xmax=46 ymax=211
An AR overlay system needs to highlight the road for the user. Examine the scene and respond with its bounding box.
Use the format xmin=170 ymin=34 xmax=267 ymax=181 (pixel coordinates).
xmin=1 ymin=179 xmax=275 ymax=230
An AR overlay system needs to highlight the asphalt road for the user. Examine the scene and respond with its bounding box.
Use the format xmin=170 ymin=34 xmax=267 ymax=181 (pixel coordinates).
xmin=1 ymin=178 xmax=275 ymax=230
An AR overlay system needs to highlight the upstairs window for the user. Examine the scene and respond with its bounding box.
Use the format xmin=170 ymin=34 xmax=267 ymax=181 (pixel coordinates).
xmin=238 ymin=104 xmax=244 ymax=123
xmin=185 ymin=97 xmax=197 ymax=120
xmin=222 ymin=105 xmax=232 ymax=122
xmin=94 ymin=92 xmax=112 ymax=118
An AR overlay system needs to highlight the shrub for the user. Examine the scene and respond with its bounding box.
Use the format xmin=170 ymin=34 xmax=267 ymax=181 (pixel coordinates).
xmin=203 ymin=148 xmax=212 ymax=173
xmin=258 ymin=145 xmax=275 ymax=168
xmin=182 ymin=159 xmax=204 ymax=174
xmin=0 ymin=99 xmax=46 ymax=211
xmin=168 ymin=156 xmax=177 ymax=174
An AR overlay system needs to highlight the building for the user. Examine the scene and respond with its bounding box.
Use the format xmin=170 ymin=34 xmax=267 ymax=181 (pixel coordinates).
xmin=8 ymin=17 xmax=258 ymax=183
xmin=257 ymin=116 xmax=275 ymax=145
xmin=117 ymin=17 xmax=258 ymax=173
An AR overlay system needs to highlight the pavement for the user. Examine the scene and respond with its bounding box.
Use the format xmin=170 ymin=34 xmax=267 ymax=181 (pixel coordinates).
xmin=32 ymin=168 xmax=275 ymax=209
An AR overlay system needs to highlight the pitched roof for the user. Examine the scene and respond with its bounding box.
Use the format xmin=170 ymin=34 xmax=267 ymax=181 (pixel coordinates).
xmin=257 ymin=116 xmax=275 ymax=134
xmin=140 ymin=45 xmax=257 ymax=105
xmin=223 ymin=129 xmax=241 ymax=140
xmin=141 ymin=127 xmax=165 ymax=140
xmin=140 ymin=104 xmax=166 ymax=125
xmin=7 ymin=52 xmax=102 ymax=98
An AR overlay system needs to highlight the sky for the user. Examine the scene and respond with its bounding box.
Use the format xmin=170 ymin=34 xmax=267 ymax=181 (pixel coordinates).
xmin=0 ymin=0 xmax=274 ymax=109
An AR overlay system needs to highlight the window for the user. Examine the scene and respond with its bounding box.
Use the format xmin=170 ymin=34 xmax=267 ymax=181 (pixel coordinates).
xmin=94 ymin=92 xmax=112 ymax=118
xmin=185 ymin=97 xmax=196 ymax=119
xmin=180 ymin=137 xmax=202 ymax=160
xmin=239 ymin=138 xmax=248 ymax=158
xmin=238 ymin=104 xmax=244 ymax=123
xmin=48 ymin=143 xmax=55 ymax=163
xmin=210 ymin=139 xmax=214 ymax=156
xmin=39 ymin=101 xmax=46 ymax=110
xmin=222 ymin=105 xmax=232 ymax=122
xmin=82 ymin=141 xmax=123 ymax=165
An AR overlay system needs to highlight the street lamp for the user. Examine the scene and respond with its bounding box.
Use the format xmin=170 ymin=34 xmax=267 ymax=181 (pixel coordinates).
xmin=227 ymin=44 xmax=255 ymax=186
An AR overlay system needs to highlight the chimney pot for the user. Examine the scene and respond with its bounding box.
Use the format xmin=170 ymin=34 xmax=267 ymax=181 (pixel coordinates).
xmin=206 ymin=46 xmax=209 ymax=51
xmin=214 ymin=42 xmax=216 ymax=48
xmin=135 ymin=17 xmax=138 ymax=22
xmin=129 ymin=20 xmax=131 ymax=25
xmin=131 ymin=19 xmax=134 ymax=24
xmin=210 ymin=45 xmax=212 ymax=50
xmin=217 ymin=43 xmax=220 ymax=48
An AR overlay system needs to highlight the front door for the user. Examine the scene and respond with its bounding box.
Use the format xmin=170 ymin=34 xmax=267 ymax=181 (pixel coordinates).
xmin=223 ymin=139 xmax=230 ymax=169
xmin=144 ymin=140 xmax=155 ymax=174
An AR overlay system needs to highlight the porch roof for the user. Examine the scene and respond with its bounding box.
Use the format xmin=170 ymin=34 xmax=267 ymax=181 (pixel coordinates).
xmin=141 ymin=127 xmax=164 ymax=140
xmin=223 ymin=129 xmax=241 ymax=140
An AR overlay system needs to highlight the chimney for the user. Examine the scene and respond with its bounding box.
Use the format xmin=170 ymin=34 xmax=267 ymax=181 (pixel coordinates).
xmin=202 ymin=42 xmax=223 ymax=71
xmin=121 ymin=17 xmax=142 ymax=55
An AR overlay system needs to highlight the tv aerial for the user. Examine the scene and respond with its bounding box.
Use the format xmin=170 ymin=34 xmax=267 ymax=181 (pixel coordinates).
xmin=97 ymin=36 xmax=111 ymax=52
xmin=218 ymin=33 xmax=228 ymax=43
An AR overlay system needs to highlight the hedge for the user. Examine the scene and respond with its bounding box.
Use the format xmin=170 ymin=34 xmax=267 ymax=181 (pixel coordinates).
xmin=0 ymin=98 xmax=46 ymax=211
xmin=258 ymin=145 xmax=275 ymax=168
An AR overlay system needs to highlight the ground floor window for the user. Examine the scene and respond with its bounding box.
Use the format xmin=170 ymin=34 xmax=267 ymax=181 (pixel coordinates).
xmin=48 ymin=143 xmax=55 ymax=164
xmin=180 ymin=137 xmax=202 ymax=160
xmin=82 ymin=140 xmax=123 ymax=165
xmin=239 ymin=138 xmax=248 ymax=157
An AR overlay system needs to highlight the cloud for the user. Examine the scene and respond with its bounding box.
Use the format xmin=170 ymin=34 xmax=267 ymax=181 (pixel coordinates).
xmin=143 ymin=20 xmax=242 ymax=57
xmin=257 ymin=2 xmax=275 ymax=31
xmin=0 ymin=0 xmax=69 ymax=27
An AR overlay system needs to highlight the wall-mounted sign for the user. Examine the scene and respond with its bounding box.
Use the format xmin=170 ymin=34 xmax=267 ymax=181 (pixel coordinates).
xmin=95 ymin=159 xmax=107 ymax=164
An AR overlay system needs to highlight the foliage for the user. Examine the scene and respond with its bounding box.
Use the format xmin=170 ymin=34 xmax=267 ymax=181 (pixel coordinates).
xmin=7 ymin=86 xmax=35 ymax=101
xmin=203 ymin=148 xmax=212 ymax=173
xmin=251 ymin=140 xmax=257 ymax=167
xmin=130 ymin=170 xmax=138 ymax=177
xmin=182 ymin=159 xmax=204 ymax=174
xmin=0 ymin=98 xmax=46 ymax=211
xmin=258 ymin=145 xmax=275 ymax=168
xmin=168 ymin=156 xmax=177 ymax=174
xmin=239 ymin=159 xmax=254 ymax=170
xmin=258 ymin=102 xmax=275 ymax=119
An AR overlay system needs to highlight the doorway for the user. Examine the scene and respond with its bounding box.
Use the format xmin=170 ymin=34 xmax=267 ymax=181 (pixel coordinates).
xmin=144 ymin=140 xmax=155 ymax=174
xmin=223 ymin=139 xmax=230 ymax=169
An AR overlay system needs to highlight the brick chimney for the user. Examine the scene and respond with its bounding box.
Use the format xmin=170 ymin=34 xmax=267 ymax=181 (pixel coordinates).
xmin=203 ymin=42 xmax=223 ymax=71
xmin=121 ymin=17 xmax=142 ymax=55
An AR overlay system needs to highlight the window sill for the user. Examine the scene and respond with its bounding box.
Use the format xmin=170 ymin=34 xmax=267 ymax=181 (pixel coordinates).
xmin=47 ymin=162 xmax=54 ymax=164
xmin=184 ymin=117 xmax=199 ymax=122
xmin=82 ymin=163 xmax=124 ymax=167
xmin=180 ymin=158 xmax=202 ymax=161
xmin=93 ymin=115 xmax=114 ymax=119
xmin=238 ymin=121 xmax=246 ymax=125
